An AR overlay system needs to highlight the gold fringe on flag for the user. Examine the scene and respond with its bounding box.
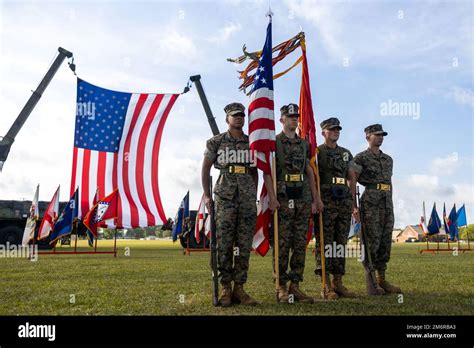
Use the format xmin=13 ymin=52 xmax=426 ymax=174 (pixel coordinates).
xmin=227 ymin=32 xmax=305 ymax=94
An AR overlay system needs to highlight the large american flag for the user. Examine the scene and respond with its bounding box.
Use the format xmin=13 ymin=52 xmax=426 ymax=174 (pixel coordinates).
xmin=70 ymin=79 xmax=179 ymax=228
xmin=248 ymin=17 xmax=276 ymax=175
xmin=249 ymin=16 xmax=276 ymax=256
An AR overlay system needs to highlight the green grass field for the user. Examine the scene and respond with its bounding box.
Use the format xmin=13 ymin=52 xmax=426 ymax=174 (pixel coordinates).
xmin=0 ymin=240 xmax=472 ymax=315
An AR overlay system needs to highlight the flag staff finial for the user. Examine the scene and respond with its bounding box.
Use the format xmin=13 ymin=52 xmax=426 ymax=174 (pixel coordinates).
xmin=266 ymin=7 xmax=273 ymax=19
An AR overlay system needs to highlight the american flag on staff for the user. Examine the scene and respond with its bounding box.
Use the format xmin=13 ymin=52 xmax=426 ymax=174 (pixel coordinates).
xmin=249 ymin=14 xmax=276 ymax=256
xmin=248 ymin=15 xmax=276 ymax=175
xmin=70 ymin=79 xmax=179 ymax=228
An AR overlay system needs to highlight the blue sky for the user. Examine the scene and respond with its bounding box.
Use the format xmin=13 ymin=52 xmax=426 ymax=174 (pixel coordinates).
xmin=0 ymin=0 xmax=472 ymax=228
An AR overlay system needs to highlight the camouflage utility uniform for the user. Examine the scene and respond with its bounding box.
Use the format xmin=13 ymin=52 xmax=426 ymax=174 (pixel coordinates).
xmin=204 ymin=103 xmax=258 ymax=307
xmin=353 ymin=123 xmax=401 ymax=294
xmin=273 ymin=104 xmax=314 ymax=303
xmin=315 ymin=117 xmax=357 ymax=298
xmin=275 ymin=132 xmax=312 ymax=284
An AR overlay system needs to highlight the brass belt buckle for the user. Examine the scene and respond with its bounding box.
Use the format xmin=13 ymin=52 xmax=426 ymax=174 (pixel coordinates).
xmin=332 ymin=177 xmax=346 ymax=185
xmin=377 ymin=183 xmax=391 ymax=191
xmin=233 ymin=166 xmax=246 ymax=174
xmin=285 ymin=174 xmax=303 ymax=182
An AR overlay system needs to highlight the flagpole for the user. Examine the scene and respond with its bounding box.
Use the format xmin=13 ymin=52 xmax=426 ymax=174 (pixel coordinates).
xmin=454 ymin=204 xmax=461 ymax=251
xmin=298 ymin=34 xmax=327 ymax=297
xmin=31 ymin=232 xmax=36 ymax=260
xmin=74 ymin=220 xmax=78 ymax=253
xmin=435 ymin=203 xmax=440 ymax=252
xmin=314 ymin=163 xmax=327 ymax=297
xmin=355 ymin=234 xmax=359 ymax=256
xmin=271 ymin=153 xmax=280 ymax=298
xmin=467 ymin=204 xmax=471 ymax=249
xmin=423 ymin=201 xmax=429 ymax=250
xmin=113 ymin=229 xmax=117 ymax=258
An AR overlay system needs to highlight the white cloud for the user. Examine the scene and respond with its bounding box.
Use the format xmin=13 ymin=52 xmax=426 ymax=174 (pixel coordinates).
xmin=407 ymin=174 xmax=439 ymax=190
xmin=429 ymin=153 xmax=474 ymax=177
xmin=445 ymin=86 xmax=474 ymax=106
xmin=206 ymin=21 xmax=242 ymax=43
xmin=285 ymin=0 xmax=345 ymax=60
xmin=152 ymin=28 xmax=203 ymax=68
xmin=284 ymin=0 xmax=473 ymax=73
xmin=394 ymin=175 xmax=473 ymax=228
xmin=430 ymin=153 xmax=462 ymax=176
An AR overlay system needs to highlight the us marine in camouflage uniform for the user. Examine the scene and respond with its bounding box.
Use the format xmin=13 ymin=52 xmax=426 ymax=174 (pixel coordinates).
xmin=201 ymin=102 xmax=258 ymax=307
xmin=264 ymin=103 xmax=324 ymax=303
xmin=352 ymin=124 xmax=402 ymax=294
xmin=315 ymin=117 xmax=358 ymax=299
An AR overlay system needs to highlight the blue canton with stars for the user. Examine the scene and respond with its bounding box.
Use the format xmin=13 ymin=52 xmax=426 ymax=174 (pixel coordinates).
xmin=74 ymin=79 xmax=131 ymax=153
xmin=250 ymin=19 xmax=274 ymax=94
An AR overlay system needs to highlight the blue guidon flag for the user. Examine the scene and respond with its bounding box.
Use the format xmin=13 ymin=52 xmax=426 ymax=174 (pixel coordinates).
xmin=172 ymin=191 xmax=189 ymax=242
xmin=427 ymin=203 xmax=442 ymax=235
xmin=70 ymin=79 xmax=179 ymax=228
xmin=49 ymin=189 xmax=78 ymax=245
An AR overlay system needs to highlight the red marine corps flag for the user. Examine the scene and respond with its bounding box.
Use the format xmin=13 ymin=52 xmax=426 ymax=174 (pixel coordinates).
xmin=70 ymin=79 xmax=179 ymax=228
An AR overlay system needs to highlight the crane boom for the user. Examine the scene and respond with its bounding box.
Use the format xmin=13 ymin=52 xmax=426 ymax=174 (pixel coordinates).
xmin=0 ymin=47 xmax=73 ymax=171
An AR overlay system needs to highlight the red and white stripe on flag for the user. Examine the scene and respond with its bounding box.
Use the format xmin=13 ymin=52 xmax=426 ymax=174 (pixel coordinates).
xmin=249 ymin=18 xmax=276 ymax=253
xmin=253 ymin=185 xmax=271 ymax=256
xmin=247 ymin=19 xmax=275 ymax=175
xmin=70 ymin=79 xmax=178 ymax=228
xmin=194 ymin=194 xmax=206 ymax=243
xmin=38 ymin=186 xmax=60 ymax=240
xmin=248 ymin=88 xmax=275 ymax=175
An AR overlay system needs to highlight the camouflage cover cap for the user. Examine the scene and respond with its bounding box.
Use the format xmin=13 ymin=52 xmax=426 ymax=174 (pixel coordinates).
xmin=224 ymin=102 xmax=246 ymax=117
xmin=280 ymin=103 xmax=299 ymax=117
xmin=364 ymin=124 xmax=388 ymax=136
xmin=320 ymin=117 xmax=342 ymax=130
